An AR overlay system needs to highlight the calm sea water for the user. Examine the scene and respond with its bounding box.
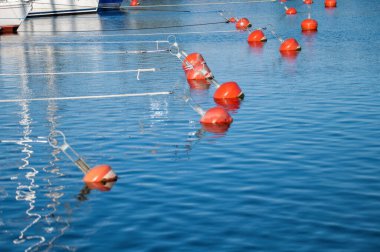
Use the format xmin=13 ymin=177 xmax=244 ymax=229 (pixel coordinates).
xmin=1 ymin=0 xmax=380 ymax=251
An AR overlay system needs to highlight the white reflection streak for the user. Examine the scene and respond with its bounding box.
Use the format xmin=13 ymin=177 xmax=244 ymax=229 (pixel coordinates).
xmin=37 ymin=62 xmax=74 ymax=251
xmin=13 ymin=50 xmax=45 ymax=251
xmin=31 ymin=47 xmax=75 ymax=251
xmin=13 ymin=100 xmax=45 ymax=251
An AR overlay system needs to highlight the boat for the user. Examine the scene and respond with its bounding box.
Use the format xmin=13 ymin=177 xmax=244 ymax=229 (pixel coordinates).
xmin=98 ymin=0 xmax=124 ymax=9
xmin=28 ymin=0 xmax=99 ymax=17
xmin=0 ymin=0 xmax=31 ymax=34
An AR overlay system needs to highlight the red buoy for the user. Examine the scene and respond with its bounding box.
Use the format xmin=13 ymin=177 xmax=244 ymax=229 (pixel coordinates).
xmin=83 ymin=164 xmax=117 ymax=183
xmin=186 ymin=64 xmax=213 ymax=80
xmin=214 ymin=81 xmax=244 ymax=100
xmin=214 ymin=98 xmax=241 ymax=111
xmin=228 ymin=17 xmax=237 ymax=23
xmin=301 ymin=18 xmax=318 ymax=31
xmin=200 ymin=107 xmax=233 ymax=125
xmin=279 ymin=38 xmax=301 ymax=52
xmin=247 ymin=30 xmax=267 ymax=42
xmin=280 ymin=0 xmax=286 ymax=2
xmin=235 ymin=18 xmax=252 ymax=30
xmin=304 ymin=0 xmax=313 ymax=4
xmin=130 ymin=0 xmax=140 ymax=6
xmin=325 ymin=0 xmax=336 ymax=8
xmin=182 ymin=53 xmax=213 ymax=80
xmin=286 ymin=7 xmax=297 ymax=15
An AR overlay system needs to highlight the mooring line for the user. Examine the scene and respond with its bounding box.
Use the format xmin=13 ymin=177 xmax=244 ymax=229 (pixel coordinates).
xmin=0 ymin=40 xmax=169 ymax=45
xmin=12 ymin=30 xmax=240 ymax=41
xmin=123 ymin=0 xmax=275 ymax=8
xmin=23 ymin=49 xmax=168 ymax=54
xmin=0 ymin=91 xmax=173 ymax=103
xmin=0 ymin=68 xmax=155 ymax=77
xmin=18 ymin=21 xmax=227 ymax=33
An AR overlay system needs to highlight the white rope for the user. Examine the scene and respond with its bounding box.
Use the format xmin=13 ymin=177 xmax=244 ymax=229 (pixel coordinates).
xmin=10 ymin=30 xmax=239 ymax=39
xmin=0 ymin=91 xmax=172 ymax=103
xmin=24 ymin=50 xmax=129 ymax=54
xmin=0 ymin=40 xmax=168 ymax=45
xmin=0 ymin=139 xmax=48 ymax=144
xmin=23 ymin=49 xmax=168 ymax=54
xmin=124 ymin=0 xmax=275 ymax=8
xmin=97 ymin=29 xmax=240 ymax=37
xmin=0 ymin=68 xmax=155 ymax=77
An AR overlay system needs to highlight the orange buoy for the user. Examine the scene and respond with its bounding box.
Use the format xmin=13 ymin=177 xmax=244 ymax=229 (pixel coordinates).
xmin=83 ymin=164 xmax=117 ymax=183
xmin=247 ymin=30 xmax=267 ymax=42
xmin=182 ymin=53 xmax=206 ymax=72
xmin=200 ymin=107 xmax=233 ymax=125
xmin=214 ymin=81 xmax=244 ymax=100
xmin=304 ymin=0 xmax=313 ymax=4
xmin=235 ymin=18 xmax=252 ymax=30
xmin=301 ymin=18 xmax=318 ymax=31
xmin=279 ymin=38 xmax=301 ymax=52
xmin=130 ymin=0 xmax=140 ymax=6
xmin=185 ymin=64 xmax=213 ymax=80
xmin=325 ymin=0 xmax=336 ymax=8
xmin=182 ymin=53 xmax=213 ymax=80
xmin=228 ymin=17 xmax=237 ymax=23
xmin=214 ymin=97 xmax=241 ymax=111
xmin=286 ymin=7 xmax=297 ymax=15
xmin=280 ymin=0 xmax=286 ymax=2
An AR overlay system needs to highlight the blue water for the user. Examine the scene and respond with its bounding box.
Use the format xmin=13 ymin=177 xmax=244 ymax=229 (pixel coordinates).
xmin=1 ymin=0 xmax=380 ymax=251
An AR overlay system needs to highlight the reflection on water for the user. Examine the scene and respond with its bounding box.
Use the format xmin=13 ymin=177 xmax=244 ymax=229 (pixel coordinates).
xmin=13 ymin=75 xmax=45 ymax=250
xmin=9 ymin=42 xmax=77 ymax=252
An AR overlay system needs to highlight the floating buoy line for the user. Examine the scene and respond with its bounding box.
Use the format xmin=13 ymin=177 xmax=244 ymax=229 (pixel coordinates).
xmin=2 ymin=0 xmax=339 ymax=191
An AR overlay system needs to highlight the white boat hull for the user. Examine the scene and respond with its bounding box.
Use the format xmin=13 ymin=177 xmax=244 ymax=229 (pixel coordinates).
xmin=28 ymin=0 xmax=99 ymax=16
xmin=0 ymin=2 xmax=31 ymax=33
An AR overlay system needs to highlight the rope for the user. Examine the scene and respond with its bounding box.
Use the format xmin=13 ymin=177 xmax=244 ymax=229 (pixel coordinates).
xmin=122 ymin=9 xmax=224 ymax=13
xmin=18 ymin=21 xmax=227 ymax=33
xmin=0 ymin=40 xmax=169 ymax=44
xmin=123 ymin=0 xmax=275 ymax=8
xmin=0 ymin=68 xmax=155 ymax=77
xmin=0 ymin=92 xmax=173 ymax=103
xmin=12 ymin=29 xmax=239 ymax=38
xmin=23 ymin=49 xmax=168 ymax=54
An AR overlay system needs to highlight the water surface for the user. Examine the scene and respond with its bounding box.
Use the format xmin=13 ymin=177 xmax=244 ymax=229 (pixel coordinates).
xmin=1 ymin=0 xmax=380 ymax=251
